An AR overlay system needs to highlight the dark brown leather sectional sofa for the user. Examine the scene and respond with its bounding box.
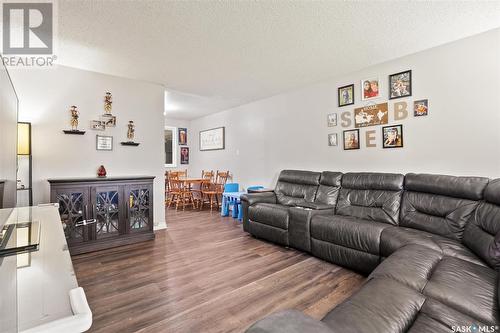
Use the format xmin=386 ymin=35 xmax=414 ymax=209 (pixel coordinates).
xmin=241 ymin=170 xmax=500 ymax=333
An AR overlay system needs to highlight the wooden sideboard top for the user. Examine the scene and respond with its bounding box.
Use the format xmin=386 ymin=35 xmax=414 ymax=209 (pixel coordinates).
xmin=47 ymin=175 xmax=155 ymax=184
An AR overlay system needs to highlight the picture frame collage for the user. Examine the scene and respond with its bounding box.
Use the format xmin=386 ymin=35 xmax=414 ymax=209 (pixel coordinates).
xmin=328 ymin=69 xmax=428 ymax=150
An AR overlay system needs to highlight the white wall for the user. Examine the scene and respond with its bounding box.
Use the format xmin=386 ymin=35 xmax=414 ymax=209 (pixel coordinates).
xmin=188 ymin=29 xmax=500 ymax=189
xmin=10 ymin=65 xmax=166 ymax=229
xmin=164 ymin=117 xmax=190 ymax=171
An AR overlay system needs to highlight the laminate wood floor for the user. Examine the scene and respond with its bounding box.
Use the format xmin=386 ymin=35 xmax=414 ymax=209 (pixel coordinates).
xmin=72 ymin=208 xmax=365 ymax=333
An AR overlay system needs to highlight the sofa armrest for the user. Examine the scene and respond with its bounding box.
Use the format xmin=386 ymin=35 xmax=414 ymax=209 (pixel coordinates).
xmin=241 ymin=192 xmax=277 ymax=206
xmin=245 ymin=310 xmax=333 ymax=333
xmin=296 ymin=202 xmax=335 ymax=210
xmin=241 ymin=192 xmax=277 ymax=232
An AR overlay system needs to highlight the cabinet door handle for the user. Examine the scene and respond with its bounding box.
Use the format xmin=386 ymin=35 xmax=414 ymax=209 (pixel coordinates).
xmin=75 ymin=219 xmax=97 ymax=227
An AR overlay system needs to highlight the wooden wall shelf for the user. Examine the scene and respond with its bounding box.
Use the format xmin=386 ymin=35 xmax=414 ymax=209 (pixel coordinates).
xmin=63 ymin=130 xmax=86 ymax=135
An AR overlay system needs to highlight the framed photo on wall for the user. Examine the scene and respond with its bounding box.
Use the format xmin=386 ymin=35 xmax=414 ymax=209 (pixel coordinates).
xmin=91 ymin=120 xmax=105 ymax=131
xmin=328 ymin=133 xmax=338 ymax=146
xmin=178 ymin=127 xmax=187 ymax=145
xmin=343 ymin=129 xmax=360 ymax=150
xmin=389 ymin=70 xmax=412 ymax=99
xmin=354 ymin=102 xmax=388 ymax=128
xmin=361 ymin=78 xmax=380 ymax=101
xmin=200 ymin=126 xmax=225 ymax=151
xmin=338 ymin=84 xmax=354 ymax=107
xmin=96 ymin=135 xmax=113 ymax=151
xmin=327 ymin=113 xmax=337 ymax=127
xmin=101 ymin=115 xmax=116 ymax=127
xmin=180 ymin=147 xmax=189 ymax=164
xmin=382 ymin=124 xmax=404 ymax=148
xmin=414 ymin=99 xmax=428 ymax=116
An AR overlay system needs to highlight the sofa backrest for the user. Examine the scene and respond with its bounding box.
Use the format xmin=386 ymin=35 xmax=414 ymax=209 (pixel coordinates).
xmin=336 ymin=172 xmax=404 ymax=225
xmin=400 ymin=173 xmax=489 ymax=241
xmin=315 ymin=172 xmax=343 ymax=205
xmin=275 ymin=170 xmax=321 ymax=206
xmin=463 ymin=179 xmax=500 ymax=269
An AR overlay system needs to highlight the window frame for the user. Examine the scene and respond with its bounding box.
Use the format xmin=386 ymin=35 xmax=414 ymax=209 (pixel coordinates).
xmin=164 ymin=126 xmax=177 ymax=168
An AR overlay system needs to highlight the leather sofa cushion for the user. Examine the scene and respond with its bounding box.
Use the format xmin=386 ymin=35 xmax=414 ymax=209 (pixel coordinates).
xmin=336 ymin=173 xmax=404 ymax=225
xmin=275 ymin=170 xmax=321 ymax=206
xmin=380 ymin=227 xmax=485 ymax=267
xmin=315 ymin=171 xmax=342 ymax=205
xmin=399 ymin=191 xmax=479 ymax=241
xmin=404 ymin=173 xmax=488 ymax=201
xmin=246 ymin=310 xmax=333 ymax=333
xmin=369 ymin=245 xmax=443 ymax=291
xmin=248 ymin=221 xmax=288 ymax=247
xmin=311 ymin=215 xmax=390 ymax=255
xmin=311 ymin=238 xmax=380 ymax=274
xmin=463 ymin=180 xmax=500 ymax=269
xmin=248 ymin=203 xmax=289 ymax=230
xmin=322 ymin=278 xmax=425 ymax=333
xmin=408 ymin=299 xmax=489 ymax=333
xmin=423 ymin=257 xmax=499 ymax=326
xmin=341 ymin=172 xmax=404 ymax=191
xmin=277 ymin=169 xmax=321 ymax=186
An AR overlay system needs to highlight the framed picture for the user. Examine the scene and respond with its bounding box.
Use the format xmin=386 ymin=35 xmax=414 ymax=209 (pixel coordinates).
xmin=327 ymin=113 xmax=337 ymax=127
xmin=389 ymin=70 xmax=412 ymax=99
xmin=90 ymin=120 xmax=105 ymax=131
xmin=328 ymin=133 xmax=338 ymax=146
xmin=338 ymin=84 xmax=354 ymax=107
xmin=178 ymin=127 xmax=187 ymax=145
xmin=382 ymin=124 xmax=404 ymax=148
xmin=354 ymin=102 xmax=388 ymax=128
xmin=414 ymin=99 xmax=428 ymax=117
xmin=361 ymin=78 xmax=380 ymax=101
xmin=200 ymin=126 xmax=225 ymax=151
xmin=180 ymin=147 xmax=189 ymax=164
xmin=96 ymin=135 xmax=113 ymax=151
xmin=343 ymin=129 xmax=360 ymax=150
xmin=101 ymin=115 xmax=116 ymax=127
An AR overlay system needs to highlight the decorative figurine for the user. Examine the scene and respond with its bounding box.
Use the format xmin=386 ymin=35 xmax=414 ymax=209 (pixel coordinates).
xmin=97 ymin=165 xmax=107 ymax=178
xmin=127 ymin=121 xmax=135 ymax=141
xmin=70 ymin=105 xmax=79 ymax=130
xmin=121 ymin=120 xmax=140 ymax=146
xmin=63 ymin=105 xmax=86 ymax=135
xmin=104 ymin=92 xmax=113 ymax=114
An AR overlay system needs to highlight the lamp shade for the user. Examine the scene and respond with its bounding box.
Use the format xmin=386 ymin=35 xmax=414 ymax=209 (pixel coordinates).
xmin=17 ymin=122 xmax=31 ymax=155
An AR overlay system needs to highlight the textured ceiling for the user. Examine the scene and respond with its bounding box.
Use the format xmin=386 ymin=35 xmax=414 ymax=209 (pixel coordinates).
xmin=56 ymin=1 xmax=500 ymax=119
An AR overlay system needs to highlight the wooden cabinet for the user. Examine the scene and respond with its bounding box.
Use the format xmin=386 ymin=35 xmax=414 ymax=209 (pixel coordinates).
xmin=49 ymin=176 xmax=155 ymax=255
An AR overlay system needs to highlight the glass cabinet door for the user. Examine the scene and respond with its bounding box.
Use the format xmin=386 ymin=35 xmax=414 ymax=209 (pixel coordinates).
xmin=127 ymin=184 xmax=153 ymax=233
xmin=55 ymin=188 xmax=89 ymax=244
xmin=91 ymin=186 xmax=123 ymax=240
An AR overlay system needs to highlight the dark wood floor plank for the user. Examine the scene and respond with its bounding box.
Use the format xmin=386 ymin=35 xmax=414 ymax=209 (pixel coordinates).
xmin=72 ymin=207 xmax=364 ymax=333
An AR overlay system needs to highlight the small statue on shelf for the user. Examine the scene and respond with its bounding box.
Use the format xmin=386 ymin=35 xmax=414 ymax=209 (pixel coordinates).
xmin=104 ymin=92 xmax=113 ymax=114
xmin=120 ymin=120 xmax=140 ymax=146
xmin=127 ymin=121 xmax=135 ymax=141
xmin=63 ymin=105 xmax=85 ymax=135
xmin=70 ymin=105 xmax=79 ymax=130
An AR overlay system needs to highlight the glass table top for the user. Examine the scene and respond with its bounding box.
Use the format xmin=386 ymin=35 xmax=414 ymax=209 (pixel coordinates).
xmin=0 ymin=207 xmax=41 ymax=257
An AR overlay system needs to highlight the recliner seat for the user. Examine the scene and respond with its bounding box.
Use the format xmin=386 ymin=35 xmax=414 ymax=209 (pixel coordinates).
xmin=311 ymin=172 xmax=404 ymax=273
xmin=242 ymin=170 xmax=500 ymax=333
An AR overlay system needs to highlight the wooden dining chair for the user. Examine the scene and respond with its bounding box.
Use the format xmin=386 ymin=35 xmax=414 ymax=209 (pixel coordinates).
xmin=167 ymin=174 xmax=196 ymax=210
xmin=192 ymin=170 xmax=213 ymax=200
xmin=215 ymin=170 xmax=230 ymax=196
xmin=165 ymin=171 xmax=170 ymax=204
